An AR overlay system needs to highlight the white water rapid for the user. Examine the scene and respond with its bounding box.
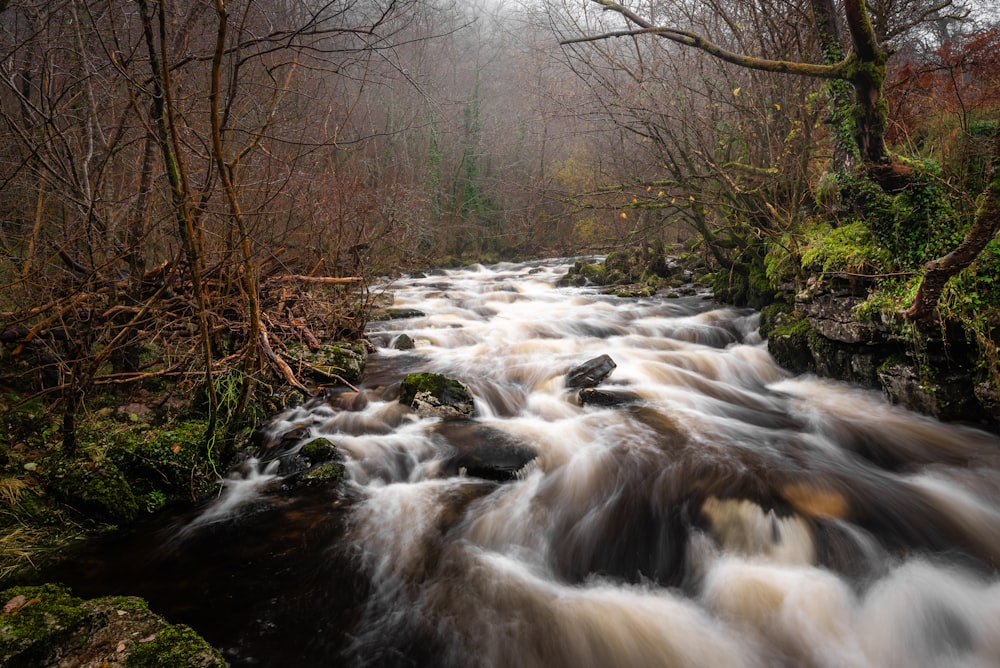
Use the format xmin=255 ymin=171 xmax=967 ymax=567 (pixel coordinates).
xmin=192 ymin=259 xmax=1000 ymax=667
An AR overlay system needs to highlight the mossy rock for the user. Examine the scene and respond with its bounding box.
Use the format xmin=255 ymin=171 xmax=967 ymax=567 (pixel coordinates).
xmin=611 ymin=285 xmax=655 ymax=299
xmin=399 ymin=373 xmax=475 ymax=419
xmin=98 ymin=419 xmax=220 ymax=513
xmin=43 ymin=461 xmax=139 ymax=524
xmin=0 ymin=584 xmax=225 ymax=668
xmin=301 ymin=462 xmax=346 ymax=486
xmin=124 ymin=621 xmax=225 ymax=667
xmin=758 ymin=302 xmax=792 ymax=339
xmin=392 ymin=333 xmax=415 ymax=350
xmin=290 ymin=342 xmax=367 ymax=385
xmin=558 ymin=260 xmax=606 ymax=287
xmin=767 ymin=315 xmax=815 ymax=374
xmin=299 ymin=437 xmax=338 ymax=462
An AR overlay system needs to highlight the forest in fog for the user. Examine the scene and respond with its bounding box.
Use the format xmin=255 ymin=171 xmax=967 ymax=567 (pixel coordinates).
xmin=0 ymin=0 xmax=998 ymax=516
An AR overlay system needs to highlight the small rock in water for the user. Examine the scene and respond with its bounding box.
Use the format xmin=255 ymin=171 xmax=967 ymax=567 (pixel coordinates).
xmin=392 ymin=333 xmax=415 ymax=350
xmin=399 ymin=372 xmax=475 ymax=419
xmin=578 ymin=387 xmax=639 ymax=407
xmin=565 ymin=354 xmax=617 ymax=389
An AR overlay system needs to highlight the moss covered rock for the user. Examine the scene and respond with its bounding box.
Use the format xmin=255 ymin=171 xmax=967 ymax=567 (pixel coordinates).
xmin=0 ymin=584 xmax=224 ymax=668
xmin=290 ymin=342 xmax=368 ymax=385
xmin=399 ymin=373 xmax=475 ymax=419
xmin=301 ymin=462 xmax=346 ymax=486
xmin=299 ymin=437 xmax=338 ymax=463
xmin=767 ymin=315 xmax=815 ymax=375
xmin=44 ymin=462 xmax=139 ymax=524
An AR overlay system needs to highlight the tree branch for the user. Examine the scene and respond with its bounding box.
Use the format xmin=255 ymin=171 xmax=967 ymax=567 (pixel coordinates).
xmin=561 ymin=0 xmax=849 ymax=80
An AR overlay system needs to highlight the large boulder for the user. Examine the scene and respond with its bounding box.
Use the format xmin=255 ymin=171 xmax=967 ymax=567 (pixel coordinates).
xmin=399 ymin=373 xmax=475 ymax=419
xmin=0 ymin=584 xmax=224 ymax=668
xmin=565 ymin=354 xmax=617 ymax=389
xmin=434 ymin=423 xmax=537 ymax=482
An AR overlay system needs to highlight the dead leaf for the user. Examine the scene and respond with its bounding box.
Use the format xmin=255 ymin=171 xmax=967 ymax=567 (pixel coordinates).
xmin=2 ymin=595 xmax=26 ymax=615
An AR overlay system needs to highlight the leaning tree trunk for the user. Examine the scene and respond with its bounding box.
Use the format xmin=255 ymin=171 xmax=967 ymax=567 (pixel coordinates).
xmin=905 ymin=133 xmax=1000 ymax=325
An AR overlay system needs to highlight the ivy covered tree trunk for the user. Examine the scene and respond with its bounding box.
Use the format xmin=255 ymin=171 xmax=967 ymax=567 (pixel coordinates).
xmin=905 ymin=133 xmax=1000 ymax=325
xmin=842 ymin=0 xmax=889 ymax=168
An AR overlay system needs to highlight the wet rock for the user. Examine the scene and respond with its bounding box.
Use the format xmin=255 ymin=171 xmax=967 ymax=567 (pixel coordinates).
xmin=878 ymin=360 xmax=980 ymax=421
xmin=434 ymin=423 xmax=536 ymax=482
xmin=798 ymin=290 xmax=885 ymax=345
xmin=578 ymin=387 xmax=640 ymax=407
xmin=565 ymin=354 xmax=617 ymax=389
xmin=392 ymin=333 xmax=415 ymax=350
xmin=765 ymin=287 xmax=996 ymax=429
xmin=300 ymin=462 xmax=346 ymax=486
xmin=0 ymin=583 xmax=225 ymax=668
xmin=399 ymin=373 xmax=475 ymax=419
xmin=299 ymin=437 xmax=338 ymax=463
xmin=114 ymin=403 xmax=154 ymax=423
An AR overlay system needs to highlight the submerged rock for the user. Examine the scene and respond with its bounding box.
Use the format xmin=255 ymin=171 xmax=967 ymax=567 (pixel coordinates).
xmin=0 ymin=584 xmax=224 ymax=668
xmin=578 ymin=387 xmax=640 ymax=407
xmin=434 ymin=422 xmax=537 ymax=482
xmin=399 ymin=373 xmax=475 ymax=419
xmin=565 ymin=354 xmax=617 ymax=389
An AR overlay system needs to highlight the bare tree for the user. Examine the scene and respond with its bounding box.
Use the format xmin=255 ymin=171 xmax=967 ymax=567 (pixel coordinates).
xmin=556 ymin=0 xmax=997 ymax=322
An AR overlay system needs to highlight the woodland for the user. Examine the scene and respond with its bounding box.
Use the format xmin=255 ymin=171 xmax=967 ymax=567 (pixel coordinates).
xmin=0 ymin=0 xmax=998 ymax=581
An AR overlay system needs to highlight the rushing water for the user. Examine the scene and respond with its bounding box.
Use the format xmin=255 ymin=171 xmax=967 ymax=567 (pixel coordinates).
xmin=52 ymin=259 xmax=1000 ymax=667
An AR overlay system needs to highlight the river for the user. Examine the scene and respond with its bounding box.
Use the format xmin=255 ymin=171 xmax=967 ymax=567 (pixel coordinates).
xmin=52 ymin=258 xmax=1000 ymax=667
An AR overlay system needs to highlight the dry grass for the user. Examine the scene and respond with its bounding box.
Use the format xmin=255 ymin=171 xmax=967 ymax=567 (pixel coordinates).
xmin=0 ymin=491 xmax=87 ymax=583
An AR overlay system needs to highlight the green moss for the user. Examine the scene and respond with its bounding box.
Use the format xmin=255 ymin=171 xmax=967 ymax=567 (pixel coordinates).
xmin=572 ymin=260 xmax=607 ymax=285
xmin=768 ymin=315 xmax=815 ymax=374
xmin=302 ymin=462 xmax=345 ymax=485
xmin=289 ymin=342 xmax=367 ymax=384
xmin=772 ymin=316 xmax=812 ymax=339
xmin=0 ymin=585 xmax=224 ymax=667
xmin=103 ymin=418 xmax=220 ymax=508
xmin=612 ymin=286 xmax=655 ymax=298
xmin=299 ymin=437 xmax=337 ymax=462
xmin=124 ymin=623 xmax=225 ymax=667
xmin=399 ymin=373 xmax=472 ymax=408
xmin=712 ymin=255 xmax=776 ymax=309
xmin=758 ymin=302 xmax=792 ymax=339
xmin=800 ymin=220 xmax=891 ymax=275
xmin=0 ymin=584 xmax=88 ymax=667
xmin=44 ymin=461 xmax=139 ymax=524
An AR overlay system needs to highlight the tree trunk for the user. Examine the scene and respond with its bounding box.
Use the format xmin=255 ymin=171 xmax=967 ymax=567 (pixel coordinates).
xmin=905 ymin=133 xmax=1000 ymax=325
xmin=842 ymin=0 xmax=889 ymax=168
xmin=138 ymin=0 xmax=219 ymax=439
